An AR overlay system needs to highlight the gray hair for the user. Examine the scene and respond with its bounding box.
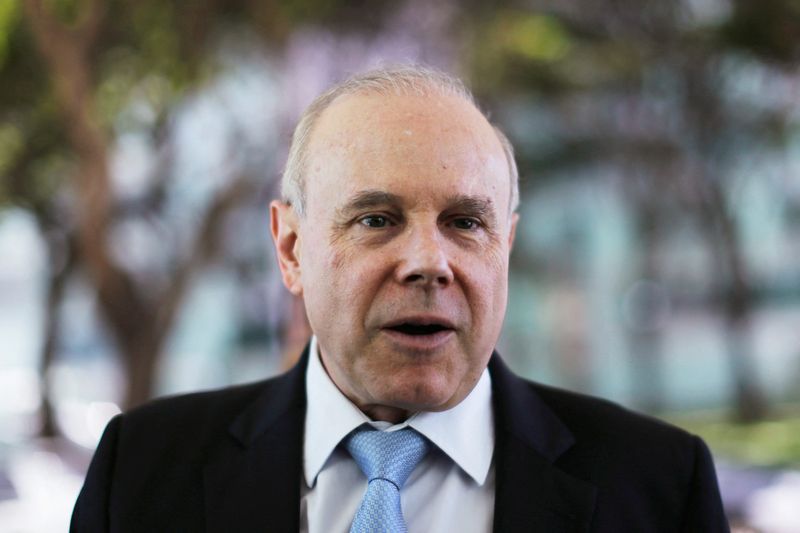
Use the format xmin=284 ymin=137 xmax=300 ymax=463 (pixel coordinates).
xmin=281 ymin=65 xmax=520 ymax=216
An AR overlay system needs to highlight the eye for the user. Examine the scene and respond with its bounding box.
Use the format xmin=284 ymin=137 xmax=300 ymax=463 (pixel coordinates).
xmin=359 ymin=215 xmax=391 ymax=228
xmin=452 ymin=217 xmax=481 ymax=230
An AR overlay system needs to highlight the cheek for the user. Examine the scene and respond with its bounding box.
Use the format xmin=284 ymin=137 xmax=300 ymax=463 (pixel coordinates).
xmin=313 ymin=241 xmax=382 ymax=319
xmin=302 ymin=230 xmax=347 ymax=284
xmin=327 ymin=238 xmax=348 ymax=272
xmin=487 ymin=247 xmax=511 ymax=301
xmin=464 ymin=250 xmax=510 ymax=312
xmin=325 ymin=230 xmax=363 ymax=272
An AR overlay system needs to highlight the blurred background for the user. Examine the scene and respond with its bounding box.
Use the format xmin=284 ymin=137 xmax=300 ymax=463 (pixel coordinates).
xmin=1 ymin=0 xmax=799 ymax=531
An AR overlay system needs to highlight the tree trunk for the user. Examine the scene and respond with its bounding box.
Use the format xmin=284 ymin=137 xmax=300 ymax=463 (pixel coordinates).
xmin=122 ymin=337 xmax=162 ymax=409
xmin=38 ymin=261 xmax=69 ymax=437
xmin=705 ymin=181 xmax=767 ymax=422
xmin=24 ymin=1 xmax=254 ymax=413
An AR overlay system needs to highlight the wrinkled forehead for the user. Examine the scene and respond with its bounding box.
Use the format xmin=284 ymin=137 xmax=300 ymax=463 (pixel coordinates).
xmin=311 ymin=89 xmax=500 ymax=151
xmin=303 ymin=91 xmax=510 ymax=209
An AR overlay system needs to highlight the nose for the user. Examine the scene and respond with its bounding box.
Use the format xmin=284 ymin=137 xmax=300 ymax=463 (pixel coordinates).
xmin=395 ymin=224 xmax=454 ymax=288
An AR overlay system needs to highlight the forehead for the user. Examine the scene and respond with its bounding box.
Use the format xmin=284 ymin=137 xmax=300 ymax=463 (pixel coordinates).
xmin=303 ymin=91 xmax=510 ymax=212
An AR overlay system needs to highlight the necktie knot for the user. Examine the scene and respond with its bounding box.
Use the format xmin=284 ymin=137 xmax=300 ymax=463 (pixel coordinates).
xmin=345 ymin=427 xmax=430 ymax=489
xmin=344 ymin=426 xmax=430 ymax=532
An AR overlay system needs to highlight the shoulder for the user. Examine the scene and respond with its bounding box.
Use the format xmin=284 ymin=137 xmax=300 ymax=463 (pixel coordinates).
xmin=107 ymin=362 xmax=304 ymax=461
xmin=489 ymin=353 xmax=709 ymax=482
xmin=530 ymin=381 xmax=695 ymax=451
xmin=120 ymin=379 xmax=269 ymax=431
xmin=120 ymin=350 xmax=308 ymax=432
xmin=489 ymin=355 xmax=697 ymax=458
xmin=101 ymin=382 xmax=257 ymax=468
xmin=502 ymin=378 xmax=727 ymax=529
xmin=520 ymin=378 xmax=704 ymax=479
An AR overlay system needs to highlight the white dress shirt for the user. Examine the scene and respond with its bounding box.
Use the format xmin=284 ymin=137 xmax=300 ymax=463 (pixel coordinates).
xmin=300 ymin=336 xmax=495 ymax=533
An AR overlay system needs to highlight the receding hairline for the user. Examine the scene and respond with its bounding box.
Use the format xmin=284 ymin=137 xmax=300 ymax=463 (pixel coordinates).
xmin=281 ymin=66 xmax=520 ymax=215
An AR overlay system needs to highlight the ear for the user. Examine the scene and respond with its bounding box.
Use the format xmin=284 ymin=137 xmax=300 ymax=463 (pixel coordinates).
xmin=270 ymin=200 xmax=303 ymax=296
xmin=508 ymin=212 xmax=519 ymax=251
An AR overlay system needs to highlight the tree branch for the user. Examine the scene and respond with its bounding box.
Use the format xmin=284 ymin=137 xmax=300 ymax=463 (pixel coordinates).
xmin=152 ymin=177 xmax=260 ymax=345
xmin=22 ymin=0 xmax=70 ymax=60
xmin=24 ymin=0 xmax=150 ymax=344
xmin=75 ymin=0 xmax=107 ymax=54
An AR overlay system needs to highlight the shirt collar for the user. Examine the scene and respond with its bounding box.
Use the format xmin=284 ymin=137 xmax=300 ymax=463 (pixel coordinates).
xmin=303 ymin=336 xmax=494 ymax=488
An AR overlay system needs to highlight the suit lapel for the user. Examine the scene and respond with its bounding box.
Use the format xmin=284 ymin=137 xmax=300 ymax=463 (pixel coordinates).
xmin=203 ymin=349 xmax=310 ymax=533
xmin=200 ymin=348 xmax=596 ymax=531
xmin=489 ymin=354 xmax=597 ymax=532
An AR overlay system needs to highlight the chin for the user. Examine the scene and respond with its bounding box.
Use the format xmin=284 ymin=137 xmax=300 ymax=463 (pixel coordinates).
xmin=378 ymin=374 xmax=457 ymax=413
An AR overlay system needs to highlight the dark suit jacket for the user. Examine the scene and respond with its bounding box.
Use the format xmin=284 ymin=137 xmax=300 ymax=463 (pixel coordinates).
xmin=71 ymin=347 xmax=729 ymax=532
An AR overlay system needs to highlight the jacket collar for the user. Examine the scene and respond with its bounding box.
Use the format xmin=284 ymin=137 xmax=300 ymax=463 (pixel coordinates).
xmin=203 ymin=347 xmax=309 ymax=533
xmin=489 ymin=354 xmax=597 ymax=532
xmin=201 ymin=346 xmax=596 ymax=532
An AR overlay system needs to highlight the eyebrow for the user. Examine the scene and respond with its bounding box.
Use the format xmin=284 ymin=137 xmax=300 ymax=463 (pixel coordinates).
xmin=445 ymin=194 xmax=495 ymax=215
xmin=444 ymin=194 xmax=498 ymax=225
xmin=335 ymin=190 xmax=498 ymax=224
xmin=336 ymin=190 xmax=403 ymax=219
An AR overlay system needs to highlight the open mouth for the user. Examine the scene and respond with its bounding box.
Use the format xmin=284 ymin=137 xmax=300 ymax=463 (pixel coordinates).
xmin=386 ymin=322 xmax=452 ymax=336
xmin=381 ymin=318 xmax=455 ymax=349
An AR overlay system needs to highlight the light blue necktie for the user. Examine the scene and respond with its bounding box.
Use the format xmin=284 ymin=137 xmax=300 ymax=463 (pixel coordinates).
xmin=345 ymin=426 xmax=431 ymax=533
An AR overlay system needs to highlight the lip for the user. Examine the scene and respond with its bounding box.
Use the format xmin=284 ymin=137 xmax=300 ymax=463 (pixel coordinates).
xmin=381 ymin=328 xmax=455 ymax=351
xmin=381 ymin=315 xmax=457 ymax=330
xmin=380 ymin=315 xmax=457 ymax=351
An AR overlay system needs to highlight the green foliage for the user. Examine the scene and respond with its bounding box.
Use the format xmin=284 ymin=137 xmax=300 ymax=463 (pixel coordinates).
xmin=0 ymin=115 xmax=68 ymax=210
xmin=129 ymin=2 xmax=191 ymax=83
xmin=0 ymin=0 xmax=19 ymax=70
xmin=676 ymin=412 xmax=800 ymax=467
xmin=493 ymin=12 xmax=573 ymax=63
xmin=0 ymin=122 xmax=23 ymax=176
xmin=278 ymin=0 xmax=341 ymax=25
xmin=43 ymin=0 xmax=84 ymax=26
xmin=0 ymin=0 xmax=399 ymax=209
xmin=0 ymin=4 xmax=48 ymax=111
xmin=468 ymin=8 xmax=650 ymax=97
xmin=91 ymin=3 xmax=221 ymax=128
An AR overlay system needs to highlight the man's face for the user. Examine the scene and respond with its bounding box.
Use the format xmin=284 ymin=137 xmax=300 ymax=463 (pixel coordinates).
xmin=271 ymin=91 xmax=517 ymax=422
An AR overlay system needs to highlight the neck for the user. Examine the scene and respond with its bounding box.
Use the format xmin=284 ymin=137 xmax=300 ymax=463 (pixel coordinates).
xmin=361 ymin=404 xmax=412 ymax=425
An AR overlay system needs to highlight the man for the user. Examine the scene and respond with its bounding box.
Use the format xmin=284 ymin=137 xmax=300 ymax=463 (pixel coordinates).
xmin=71 ymin=66 xmax=729 ymax=532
